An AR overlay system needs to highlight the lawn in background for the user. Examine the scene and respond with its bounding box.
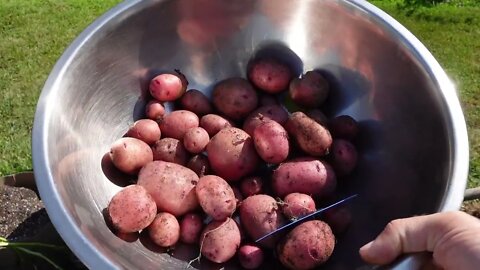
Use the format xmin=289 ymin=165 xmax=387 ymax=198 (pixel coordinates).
xmin=0 ymin=0 xmax=478 ymax=187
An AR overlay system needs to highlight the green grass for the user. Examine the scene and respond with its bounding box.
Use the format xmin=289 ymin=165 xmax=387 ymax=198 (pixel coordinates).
xmin=0 ymin=0 xmax=121 ymax=175
xmin=0 ymin=0 xmax=479 ymax=187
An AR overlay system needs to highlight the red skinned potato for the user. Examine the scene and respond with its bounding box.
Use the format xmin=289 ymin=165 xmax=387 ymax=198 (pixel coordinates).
xmin=109 ymin=137 xmax=153 ymax=175
xmin=125 ymin=119 xmax=161 ymax=145
xmin=248 ymin=58 xmax=292 ymax=94
xmin=240 ymin=176 xmax=263 ymax=197
xmin=107 ymin=185 xmax=156 ymax=233
xmin=148 ymin=212 xmax=180 ymax=247
xmin=285 ymin=111 xmax=332 ymax=156
xmin=200 ymin=218 xmax=241 ymax=263
xmin=149 ymin=71 xmax=188 ymax=102
xmin=272 ymin=157 xmax=336 ymax=198
xmin=145 ymin=100 xmax=165 ymax=120
xmin=307 ymin=109 xmax=328 ymax=126
xmin=196 ymin=175 xmax=236 ymax=221
xmin=152 ymin=138 xmax=189 ymax=166
xmin=323 ymin=206 xmax=352 ymax=234
xmin=206 ymin=127 xmax=260 ymax=181
xmin=212 ymin=77 xmax=258 ymax=120
xmin=240 ymin=194 xmax=286 ymax=248
xmin=200 ymin=114 xmax=235 ymax=137
xmin=183 ymin=127 xmax=209 ymax=154
xmin=187 ymin=154 xmax=210 ymax=177
xmin=329 ymin=139 xmax=358 ymax=177
xmin=243 ymin=105 xmax=288 ymax=136
xmin=277 ymin=220 xmax=335 ymax=270
xmin=180 ymin=89 xmax=213 ymax=116
xmin=137 ymin=161 xmax=199 ymax=216
xmin=238 ymin=244 xmax=264 ymax=269
xmin=289 ymin=70 xmax=329 ymax=108
xmin=282 ymin=193 xmax=316 ymax=220
xmin=180 ymin=213 xmax=203 ymax=244
xmin=253 ymin=120 xmax=289 ymax=164
xmin=329 ymin=115 xmax=359 ymax=140
xmin=159 ymin=110 xmax=199 ymax=140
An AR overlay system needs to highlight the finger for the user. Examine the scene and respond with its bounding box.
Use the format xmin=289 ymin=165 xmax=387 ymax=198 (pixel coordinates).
xmin=359 ymin=214 xmax=445 ymax=265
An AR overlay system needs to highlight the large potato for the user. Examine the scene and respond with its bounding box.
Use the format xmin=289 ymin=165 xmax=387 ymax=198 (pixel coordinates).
xmin=196 ymin=175 xmax=236 ymax=221
xmin=152 ymin=138 xmax=189 ymax=166
xmin=109 ymin=137 xmax=153 ymax=175
xmin=200 ymin=114 xmax=235 ymax=137
xmin=107 ymin=185 xmax=156 ymax=233
xmin=137 ymin=161 xmax=199 ymax=216
xmin=206 ymin=127 xmax=260 ymax=181
xmin=272 ymin=157 xmax=336 ymax=198
xmin=159 ymin=110 xmax=199 ymax=140
xmin=253 ymin=120 xmax=289 ymax=164
xmin=277 ymin=220 xmax=335 ymax=270
xmin=212 ymin=77 xmax=258 ymax=120
xmin=243 ymin=105 xmax=288 ymax=136
xmin=200 ymin=218 xmax=241 ymax=263
xmin=285 ymin=112 xmax=332 ymax=156
xmin=239 ymin=194 xmax=286 ymax=248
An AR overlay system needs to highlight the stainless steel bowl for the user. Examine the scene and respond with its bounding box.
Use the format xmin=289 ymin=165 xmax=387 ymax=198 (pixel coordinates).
xmin=32 ymin=0 xmax=469 ymax=269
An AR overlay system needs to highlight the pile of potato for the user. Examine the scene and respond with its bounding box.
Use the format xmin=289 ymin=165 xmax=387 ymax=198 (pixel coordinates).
xmin=104 ymin=57 xmax=359 ymax=270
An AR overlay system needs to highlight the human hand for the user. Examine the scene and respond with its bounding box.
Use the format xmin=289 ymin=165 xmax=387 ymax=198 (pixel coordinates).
xmin=359 ymin=211 xmax=480 ymax=270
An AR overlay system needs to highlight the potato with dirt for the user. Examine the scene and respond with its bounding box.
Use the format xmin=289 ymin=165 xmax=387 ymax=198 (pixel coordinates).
xmin=148 ymin=212 xmax=180 ymax=247
xmin=159 ymin=110 xmax=199 ymax=140
xmin=282 ymin=193 xmax=316 ymax=220
xmin=277 ymin=220 xmax=335 ymax=269
xmin=206 ymin=127 xmax=260 ymax=181
xmin=289 ymin=70 xmax=330 ymax=108
xmin=109 ymin=137 xmax=153 ymax=175
xmin=253 ymin=120 xmax=289 ymax=164
xmin=200 ymin=114 xmax=235 ymax=136
xmin=107 ymin=185 xmax=157 ymax=233
xmin=238 ymin=244 xmax=264 ymax=269
xmin=329 ymin=115 xmax=359 ymax=140
xmin=329 ymin=139 xmax=358 ymax=177
xmin=240 ymin=176 xmax=263 ymax=197
xmin=149 ymin=71 xmax=188 ymax=101
xmin=248 ymin=58 xmax=292 ymax=94
xmin=183 ymin=127 xmax=210 ymax=154
xmin=180 ymin=89 xmax=213 ymax=116
xmin=272 ymin=157 xmax=336 ymax=198
xmin=152 ymin=138 xmax=189 ymax=166
xmin=179 ymin=213 xmax=203 ymax=244
xmin=212 ymin=77 xmax=258 ymax=120
xmin=137 ymin=161 xmax=199 ymax=217
xmin=240 ymin=194 xmax=286 ymax=248
xmin=285 ymin=111 xmax=332 ymax=156
xmin=243 ymin=105 xmax=288 ymax=136
xmin=125 ymin=119 xmax=161 ymax=145
xmin=187 ymin=154 xmax=210 ymax=176
xmin=200 ymin=218 xmax=241 ymax=263
xmin=145 ymin=100 xmax=165 ymax=120
xmin=196 ymin=175 xmax=236 ymax=221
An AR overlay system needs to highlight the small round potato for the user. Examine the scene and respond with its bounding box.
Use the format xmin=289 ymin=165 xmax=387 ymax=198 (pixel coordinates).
xmin=196 ymin=175 xmax=236 ymax=221
xmin=212 ymin=77 xmax=258 ymax=120
xmin=109 ymin=137 xmax=153 ymax=175
xmin=145 ymin=100 xmax=165 ymax=120
xmin=107 ymin=185 xmax=157 ymax=233
xmin=329 ymin=115 xmax=359 ymax=140
xmin=253 ymin=120 xmax=289 ymax=164
xmin=125 ymin=119 xmax=161 ymax=145
xmin=180 ymin=89 xmax=213 ymax=116
xmin=159 ymin=110 xmax=199 ymax=140
xmin=248 ymin=58 xmax=292 ymax=94
xmin=323 ymin=206 xmax=352 ymax=234
xmin=180 ymin=213 xmax=203 ymax=244
xmin=238 ymin=244 xmax=264 ymax=269
xmin=200 ymin=114 xmax=235 ymax=137
xmin=200 ymin=218 xmax=241 ymax=263
xmin=148 ymin=212 xmax=180 ymax=247
xmin=282 ymin=193 xmax=316 ymax=220
xmin=329 ymin=139 xmax=358 ymax=177
xmin=289 ymin=71 xmax=329 ymax=108
xmin=149 ymin=71 xmax=188 ymax=102
xmin=152 ymin=138 xmax=189 ymax=166
xmin=187 ymin=154 xmax=211 ymax=177
xmin=183 ymin=127 xmax=210 ymax=154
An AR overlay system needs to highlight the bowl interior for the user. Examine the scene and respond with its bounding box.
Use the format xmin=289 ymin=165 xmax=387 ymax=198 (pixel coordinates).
xmin=35 ymin=0 xmax=456 ymax=269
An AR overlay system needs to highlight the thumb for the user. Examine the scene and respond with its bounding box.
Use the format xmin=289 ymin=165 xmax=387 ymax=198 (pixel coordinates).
xmin=359 ymin=214 xmax=445 ymax=265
